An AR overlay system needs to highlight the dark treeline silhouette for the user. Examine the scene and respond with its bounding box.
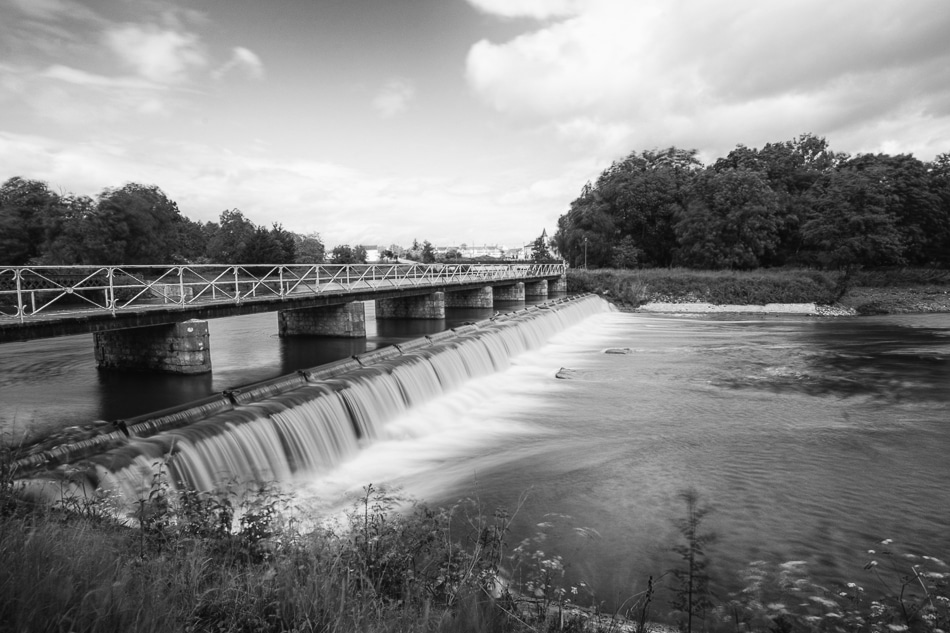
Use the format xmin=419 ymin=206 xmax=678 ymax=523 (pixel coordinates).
xmin=553 ymin=134 xmax=950 ymax=269
xmin=0 ymin=179 xmax=326 ymax=266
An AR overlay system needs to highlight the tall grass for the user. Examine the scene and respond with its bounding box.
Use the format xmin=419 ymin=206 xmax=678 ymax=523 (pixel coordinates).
xmin=3 ymin=456 xmax=949 ymax=632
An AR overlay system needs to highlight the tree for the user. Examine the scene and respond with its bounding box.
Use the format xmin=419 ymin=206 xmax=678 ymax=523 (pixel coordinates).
xmin=0 ymin=177 xmax=64 ymax=265
xmin=175 ymin=217 xmax=211 ymax=264
xmin=611 ymin=235 xmax=641 ymax=268
xmin=928 ymin=153 xmax=950 ymax=266
xmin=801 ymin=161 xmax=905 ymax=269
xmin=329 ymin=244 xmax=366 ymax=264
xmin=674 ymin=168 xmax=781 ymax=269
xmin=553 ymin=148 xmax=701 ymax=268
xmin=206 ymin=209 xmax=256 ymax=263
xmin=294 ymin=232 xmax=326 ymax=264
xmin=670 ymin=489 xmax=716 ymax=633
xmin=531 ymin=230 xmax=550 ymax=262
xmin=713 ymin=134 xmax=845 ymax=265
xmin=92 ymin=183 xmax=184 ymax=264
xmin=34 ymin=194 xmax=98 ymax=265
xmin=421 ymin=240 xmax=436 ymax=263
xmin=847 ymin=153 xmax=945 ymax=266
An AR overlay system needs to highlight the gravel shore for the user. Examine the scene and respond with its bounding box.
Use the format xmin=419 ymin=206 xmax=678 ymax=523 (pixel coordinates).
xmin=627 ymin=285 xmax=950 ymax=316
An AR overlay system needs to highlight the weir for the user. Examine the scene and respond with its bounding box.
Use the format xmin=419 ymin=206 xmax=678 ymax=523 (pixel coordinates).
xmin=16 ymin=294 xmax=607 ymax=503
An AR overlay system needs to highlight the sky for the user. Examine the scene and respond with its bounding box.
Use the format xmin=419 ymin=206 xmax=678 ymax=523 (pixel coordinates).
xmin=2 ymin=0 xmax=950 ymax=250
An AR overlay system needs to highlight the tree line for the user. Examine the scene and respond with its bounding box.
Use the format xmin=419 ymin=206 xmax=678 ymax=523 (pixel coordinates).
xmin=553 ymin=134 xmax=950 ymax=269
xmin=0 ymin=178 xmax=473 ymax=267
xmin=0 ymin=178 xmax=331 ymax=266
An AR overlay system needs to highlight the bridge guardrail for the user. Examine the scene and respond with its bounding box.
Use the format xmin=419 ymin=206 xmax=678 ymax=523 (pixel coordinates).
xmin=0 ymin=263 xmax=566 ymax=323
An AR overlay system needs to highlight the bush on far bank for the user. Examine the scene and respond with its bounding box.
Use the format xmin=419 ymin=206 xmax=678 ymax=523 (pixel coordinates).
xmin=567 ymin=267 xmax=844 ymax=307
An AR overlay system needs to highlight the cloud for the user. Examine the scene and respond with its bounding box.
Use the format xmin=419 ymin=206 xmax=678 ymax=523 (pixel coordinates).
xmin=213 ymin=47 xmax=264 ymax=80
xmin=7 ymin=0 xmax=101 ymax=22
xmin=373 ymin=78 xmax=415 ymax=118
xmin=0 ymin=130 xmax=559 ymax=249
xmin=466 ymin=0 xmax=950 ymax=159
xmin=466 ymin=0 xmax=584 ymax=20
xmin=105 ymin=23 xmax=207 ymax=84
xmin=41 ymin=64 xmax=156 ymax=89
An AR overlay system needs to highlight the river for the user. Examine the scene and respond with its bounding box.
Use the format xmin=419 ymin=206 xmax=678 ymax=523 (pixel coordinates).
xmin=2 ymin=303 xmax=949 ymax=609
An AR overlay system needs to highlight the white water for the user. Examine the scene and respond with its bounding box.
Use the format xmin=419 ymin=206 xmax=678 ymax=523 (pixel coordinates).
xmin=79 ymin=298 xmax=609 ymax=502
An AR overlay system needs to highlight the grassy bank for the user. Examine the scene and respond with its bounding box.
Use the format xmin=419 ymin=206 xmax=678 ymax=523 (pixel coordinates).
xmin=567 ymin=267 xmax=950 ymax=313
xmin=3 ymin=461 xmax=949 ymax=633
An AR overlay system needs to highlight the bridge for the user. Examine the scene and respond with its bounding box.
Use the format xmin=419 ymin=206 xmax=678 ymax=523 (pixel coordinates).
xmin=1 ymin=262 xmax=567 ymax=374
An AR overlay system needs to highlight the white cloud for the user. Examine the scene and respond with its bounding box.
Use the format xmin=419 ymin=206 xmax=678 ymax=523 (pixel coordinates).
xmin=0 ymin=131 xmax=558 ymax=249
xmin=105 ymin=23 xmax=207 ymax=84
xmin=466 ymin=0 xmax=950 ymax=159
xmin=41 ymin=64 xmax=156 ymax=89
xmin=213 ymin=47 xmax=264 ymax=80
xmin=7 ymin=0 xmax=101 ymax=22
xmin=373 ymin=78 xmax=415 ymax=118
xmin=466 ymin=0 xmax=585 ymax=20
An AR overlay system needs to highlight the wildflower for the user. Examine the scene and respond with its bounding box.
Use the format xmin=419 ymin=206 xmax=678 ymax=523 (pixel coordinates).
xmin=809 ymin=596 xmax=838 ymax=608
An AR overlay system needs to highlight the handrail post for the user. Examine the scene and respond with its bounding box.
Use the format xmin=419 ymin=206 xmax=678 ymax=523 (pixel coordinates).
xmin=15 ymin=268 xmax=24 ymax=322
xmin=108 ymin=267 xmax=115 ymax=314
xmin=234 ymin=267 xmax=240 ymax=303
xmin=178 ymin=266 xmax=185 ymax=305
xmin=279 ymin=267 xmax=285 ymax=298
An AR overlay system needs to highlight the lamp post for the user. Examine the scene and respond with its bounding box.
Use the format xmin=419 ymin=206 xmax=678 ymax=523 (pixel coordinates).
xmin=584 ymin=237 xmax=588 ymax=270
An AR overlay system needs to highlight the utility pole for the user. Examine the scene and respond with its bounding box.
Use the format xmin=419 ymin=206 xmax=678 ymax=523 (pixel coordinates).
xmin=584 ymin=237 xmax=588 ymax=270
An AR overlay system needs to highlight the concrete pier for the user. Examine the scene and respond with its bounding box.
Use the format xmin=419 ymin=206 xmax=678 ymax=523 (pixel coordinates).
xmin=494 ymin=282 xmax=525 ymax=301
xmin=525 ymin=280 xmax=548 ymax=298
xmin=445 ymin=286 xmax=493 ymax=308
xmin=94 ymin=319 xmax=211 ymax=374
xmin=278 ymin=302 xmax=366 ymax=338
xmin=550 ymin=275 xmax=568 ymax=293
xmin=375 ymin=292 xmax=445 ymax=319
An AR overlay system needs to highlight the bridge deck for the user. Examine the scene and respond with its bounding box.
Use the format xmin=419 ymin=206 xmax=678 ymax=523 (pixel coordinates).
xmin=0 ymin=263 xmax=565 ymax=342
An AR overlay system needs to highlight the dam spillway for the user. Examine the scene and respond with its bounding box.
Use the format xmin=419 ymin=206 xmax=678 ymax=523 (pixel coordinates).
xmin=18 ymin=294 xmax=608 ymax=502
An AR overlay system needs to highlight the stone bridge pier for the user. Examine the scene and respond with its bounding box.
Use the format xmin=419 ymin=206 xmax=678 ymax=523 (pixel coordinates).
xmin=94 ymin=320 xmax=212 ymax=374
xmin=525 ymin=280 xmax=548 ymax=299
xmin=444 ymin=286 xmax=493 ymax=308
xmin=375 ymin=292 xmax=445 ymax=319
xmin=494 ymin=282 xmax=525 ymax=301
xmin=278 ymin=302 xmax=366 ymax=338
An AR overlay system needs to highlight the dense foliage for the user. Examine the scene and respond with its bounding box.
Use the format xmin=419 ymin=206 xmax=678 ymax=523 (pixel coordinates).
xmin=0 ymin=178 xmax=322 ymax=266
xmin=554 ymin=135 xmax=950 ymax=270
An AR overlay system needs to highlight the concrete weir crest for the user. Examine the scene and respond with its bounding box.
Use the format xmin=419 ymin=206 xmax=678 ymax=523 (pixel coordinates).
xmin=14 ymin=294 xmax=600 ymax=476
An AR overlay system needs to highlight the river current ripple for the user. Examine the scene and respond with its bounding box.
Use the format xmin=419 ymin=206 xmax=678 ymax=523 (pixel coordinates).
xmin=3 ymin=308 xmax=949 ymax=607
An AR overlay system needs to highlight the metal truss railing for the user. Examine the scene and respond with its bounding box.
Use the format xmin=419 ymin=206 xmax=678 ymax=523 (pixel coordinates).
xmin=0 ymin=263 xmax=566 ymax=323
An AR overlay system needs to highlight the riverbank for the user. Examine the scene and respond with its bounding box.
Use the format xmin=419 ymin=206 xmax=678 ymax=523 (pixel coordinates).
xmin=568 ymin=267 xmax=950 ymax=315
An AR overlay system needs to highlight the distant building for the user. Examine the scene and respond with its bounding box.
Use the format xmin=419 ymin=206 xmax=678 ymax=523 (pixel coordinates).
xmin=358 ymin=245 xmax=382 ymax=262
xmin=458 ymin=244 xmax=505 ymax=259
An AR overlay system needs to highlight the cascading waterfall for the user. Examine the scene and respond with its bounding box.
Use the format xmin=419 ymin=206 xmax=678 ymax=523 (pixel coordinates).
xmin=37 ymin=295 xmax=609 ymax=502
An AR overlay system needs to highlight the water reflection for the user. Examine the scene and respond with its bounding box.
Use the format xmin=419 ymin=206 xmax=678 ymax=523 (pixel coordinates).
xmin=0 ymin=299 xmax=545 ymax=443
xmin=708 ymin=316 xmax=950 ymax=402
